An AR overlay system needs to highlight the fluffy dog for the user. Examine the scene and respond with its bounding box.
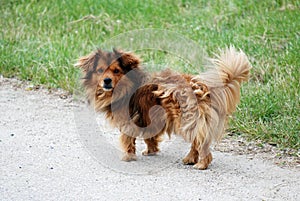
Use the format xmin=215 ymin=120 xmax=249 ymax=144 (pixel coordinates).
xmin=76 ymin=47 xmax=251 ymax=170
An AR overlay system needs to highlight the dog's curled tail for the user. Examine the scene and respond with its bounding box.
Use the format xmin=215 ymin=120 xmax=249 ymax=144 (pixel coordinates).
xmin=213 ymin=46 xmax=251 ymax=114
xmin=198 ymin=46 xmax=252 ymax=115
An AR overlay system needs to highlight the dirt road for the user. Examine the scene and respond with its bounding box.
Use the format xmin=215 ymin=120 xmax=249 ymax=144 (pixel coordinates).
xmin=1 ymin=78 xmax=299 ymax=201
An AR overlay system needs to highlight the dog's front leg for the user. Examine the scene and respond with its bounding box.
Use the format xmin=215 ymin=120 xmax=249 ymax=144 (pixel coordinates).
xmin=142 ymin=134 xmax=162 ymax=156
xmin=120 ymin=133 xmax=137 ymax=161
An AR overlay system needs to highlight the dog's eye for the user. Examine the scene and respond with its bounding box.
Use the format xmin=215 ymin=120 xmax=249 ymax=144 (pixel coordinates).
xmin=98 ymin=68 xmax=104 ymax=73
xmin=113 ymin=69 xmax=120 ymax=74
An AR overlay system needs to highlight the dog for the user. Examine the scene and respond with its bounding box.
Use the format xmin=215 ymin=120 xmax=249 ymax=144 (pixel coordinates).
xmin=76 ymin=47 xmax=251 ymax=170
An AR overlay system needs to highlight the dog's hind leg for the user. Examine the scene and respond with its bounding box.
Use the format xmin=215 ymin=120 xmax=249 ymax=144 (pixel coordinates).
xmin=120 ymin=133 xmax=137 ymax=161
xmin=182 ymin=139 xmax=199 ymax=165
xmin=193 ymin=141 xmax=213 ymax=170
xmin=142 ymin=133 xmax=163 ymax=156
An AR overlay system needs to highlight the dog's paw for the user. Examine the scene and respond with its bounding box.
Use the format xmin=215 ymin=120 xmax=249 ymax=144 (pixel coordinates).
xmin=182 ymin=155 xmax=198 ymax=165
xmin=121 ymin=153 xmax=137 ymax=162
xmin=193 ymin=153 xmax=213 ymax=170
xmin=142 ymin=148 xmax=159 ymax=156
xmin=182 ymin=150 xmax=199 ymax=165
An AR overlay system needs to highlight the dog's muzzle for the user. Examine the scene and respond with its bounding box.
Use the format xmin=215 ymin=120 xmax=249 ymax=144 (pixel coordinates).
xmin=103 ymin=78 xmax=113 ymax=91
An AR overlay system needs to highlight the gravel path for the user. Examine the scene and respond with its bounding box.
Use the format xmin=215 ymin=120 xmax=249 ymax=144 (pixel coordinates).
xmin=1 ymin=78 xmax=299 ymax=201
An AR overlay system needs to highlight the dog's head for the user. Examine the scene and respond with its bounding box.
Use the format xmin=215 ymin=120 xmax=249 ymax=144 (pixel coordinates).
xmin=76 ymin=48 xmax=140 ymax=92
xmin=76 ymin=48 xmax=144 ymax=111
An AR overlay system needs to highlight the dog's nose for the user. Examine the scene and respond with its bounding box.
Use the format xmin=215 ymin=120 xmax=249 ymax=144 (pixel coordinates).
xmin=103 ymin=78 xmax=112 ymax=85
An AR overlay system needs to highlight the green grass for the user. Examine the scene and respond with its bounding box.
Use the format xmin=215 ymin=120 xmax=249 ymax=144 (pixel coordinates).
xmin=1 ymin=0 xmax=299 ymax=151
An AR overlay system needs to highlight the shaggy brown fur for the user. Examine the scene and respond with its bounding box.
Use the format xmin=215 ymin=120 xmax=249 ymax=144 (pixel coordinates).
xmin=76 ymin=47 xmax=251 ymax=170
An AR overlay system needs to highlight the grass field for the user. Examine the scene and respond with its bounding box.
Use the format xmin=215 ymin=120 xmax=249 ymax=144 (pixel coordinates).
xmin=1 ymin=0 xmax=299 ymax=151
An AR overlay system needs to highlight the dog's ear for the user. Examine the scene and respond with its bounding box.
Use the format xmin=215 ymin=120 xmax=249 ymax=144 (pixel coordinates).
xmin=75 ymin=50 xmax=100 ymax=72
xmin=113 ymin=48 xmax=140 ymax=70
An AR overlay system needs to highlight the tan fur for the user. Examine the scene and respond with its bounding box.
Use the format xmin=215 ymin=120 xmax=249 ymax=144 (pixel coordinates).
xmin=77 ymin=46 xmax=251 ymax=170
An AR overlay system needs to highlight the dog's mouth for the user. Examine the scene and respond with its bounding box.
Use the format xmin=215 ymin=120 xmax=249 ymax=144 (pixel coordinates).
xmin=102 ymin=85 xmax=113 ymax=92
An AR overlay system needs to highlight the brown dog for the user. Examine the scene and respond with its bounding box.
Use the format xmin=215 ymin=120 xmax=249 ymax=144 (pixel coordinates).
xmin=76 ymin=47 xmax=251 ymax=169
